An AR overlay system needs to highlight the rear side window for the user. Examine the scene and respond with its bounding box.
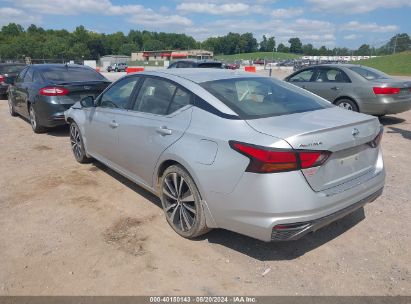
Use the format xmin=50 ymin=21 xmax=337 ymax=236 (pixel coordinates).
xmin=349 ymin=66 xmax=388 ymax=80
xmin=177 ymin=62 xmax=193 ymax=68
xmin=23 ymin=69 xmax=34 ymax=82
xmin=40 ymin=66 xmax=105 ymax=82
xmin=99 ymin=77 xmax=139 ymax=109
xmin=133 ymin=78 xmax=177 ymax=115
xmin=289 ymin=69 xmax=315 ymax=82
xmin=198 ymin=62 xmax=222 ymax=68
xmin=15 ymin=67 xmax=28 ymax=83
xmin=169 ymin=88 xmax=191 ymax=113
xmin=201 ymin=77 xmax=332 ymax=119
xmin=315 ymin=68 xmax=351 ymax=83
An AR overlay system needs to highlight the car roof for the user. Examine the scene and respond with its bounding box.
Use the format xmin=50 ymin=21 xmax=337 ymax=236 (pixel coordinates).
xmin=173 ymin=59 xmax=222 ymax=63
xmin=142 ymin=68 xmax=261 ymax=83
xmin=305 ymin=63 xmax=360 ymax=69
xmin=31 ymin=64 xmax=91 ymax=70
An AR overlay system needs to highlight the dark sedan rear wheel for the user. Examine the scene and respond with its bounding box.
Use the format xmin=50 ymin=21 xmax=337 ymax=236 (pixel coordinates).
xmin=160 ymin=165 xmax=209 ymax=239
xmin=28 ymin=104 xmax=46 ymax=133
xmin=335 ymin=99 xmax=359 ymax=112
xmin=69 ymin=122 xmax=91 ymax=163
xmin=8 ymin=94 xmax=17 ymax=117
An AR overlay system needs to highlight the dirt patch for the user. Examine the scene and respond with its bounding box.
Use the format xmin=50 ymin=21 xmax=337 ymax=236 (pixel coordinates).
xmin=64 ymin=171 xmax=98 ymax=187
xmin=33 ymin=145 xmax=52 ymax=151
xmin=69 ymin=195 xmax=100 ymax=211
xmin=103 ymin=215 xmax=157 ymax=256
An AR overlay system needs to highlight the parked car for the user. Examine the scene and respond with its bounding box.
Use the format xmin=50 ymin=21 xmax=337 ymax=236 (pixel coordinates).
xmin=285 ymin=64 xmax=411 ymax=116
xmin=168 ymin=60 xmax=223 ymax=69
xmin=224 ymin=62 xmax=240 ymax=70
xmin=0 ymin=63 xmax=26 ymax=98
xmin=8 ymin=64 xmax=111 ymax=133
xmin=65 ymin=69 xmax=385 ymax=242
xmin=107 ymin=63 xmax=128 ymax=72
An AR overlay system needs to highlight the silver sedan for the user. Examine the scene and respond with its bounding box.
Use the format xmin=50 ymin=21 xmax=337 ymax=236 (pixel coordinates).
xmin=65 ymin=69 xmax=385 ymax=242
xmin=285 ymin=64 xmax=411 ymax=116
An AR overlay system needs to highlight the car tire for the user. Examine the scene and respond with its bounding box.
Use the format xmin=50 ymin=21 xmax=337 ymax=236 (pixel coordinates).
xmin=160 ymin=165 xmax=210 ymax=239
xmin=8 ymin=94 xmax=17 ymax=117
xmin=335 ymin=99 xmax=359 ymax=112
xmin=69 ymin=122 xmax=92 ymax=164
xmin=28 ymin=104 xmax=46 ymax=133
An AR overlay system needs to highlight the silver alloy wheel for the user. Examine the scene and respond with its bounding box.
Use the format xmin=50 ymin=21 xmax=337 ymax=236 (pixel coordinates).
xmin=29 ymin=105 xmax=36 ymax=129
xmin=162 ymin=172 xmax=197 ymax=232
xmin=70 ymin=123 xmax=82 ymax=161
xmin=338 ymin=102 xmax=353 ymax=111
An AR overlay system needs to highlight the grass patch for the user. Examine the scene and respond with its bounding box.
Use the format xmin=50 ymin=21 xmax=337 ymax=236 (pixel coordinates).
xmin=350 ymin=52 xmax=411 ymax=76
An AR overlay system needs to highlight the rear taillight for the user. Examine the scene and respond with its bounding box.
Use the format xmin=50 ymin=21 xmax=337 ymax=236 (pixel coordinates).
xmin=229 ymin=141 xmax=331 ymax=173
xmin=39 ymin=87 xmax=69 ymax=96
xmin=373 ymin=87 xmax=400 ymax=95
xmin=0 ymin=75 xmax=4 ymax=83
xmin=368 ymin=126 xmax=383 ymax=148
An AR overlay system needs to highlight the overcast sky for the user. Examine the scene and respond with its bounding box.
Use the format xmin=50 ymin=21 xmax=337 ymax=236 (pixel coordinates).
xmin=0 ymin=0 xmax=410 ymax=48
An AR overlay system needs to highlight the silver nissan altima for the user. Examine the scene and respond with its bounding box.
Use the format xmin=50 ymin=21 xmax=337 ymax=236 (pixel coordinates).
xmin=65 ymin=69 xmax=385 ymax=242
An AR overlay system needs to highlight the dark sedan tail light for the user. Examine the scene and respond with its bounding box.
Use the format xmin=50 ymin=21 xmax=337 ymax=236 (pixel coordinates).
xmin=39 ymin=87 xmax=69 ymax=96
xmin=373 ymin=87 xmax=400 ymax=95
xmin=229 ymin=141 xmax=331 ymax=173
xmin=0 ymin=75 xmax=4 ymax=84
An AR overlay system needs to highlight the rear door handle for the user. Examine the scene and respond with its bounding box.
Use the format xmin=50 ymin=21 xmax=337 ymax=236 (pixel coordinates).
xmin=109 ymin=120 xmax=119 ymax=128
xmin=302 ymin=85 xmax=307 ymax=89
xmin=156 ymin=126 xmax=172 ymax=136
xmin=331 ymin=86 xmax=340 ymax=90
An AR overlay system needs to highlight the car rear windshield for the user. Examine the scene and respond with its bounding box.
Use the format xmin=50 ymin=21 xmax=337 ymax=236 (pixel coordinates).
xmin=40 ymin=66 xmax=105 ymax=82
xmin=349 ymin=66 xmax=389 ymax=80
xmin=198 ymin=63 xmax=223 ymax=68
xmin=200 ymin=77 xmax=332 ymax=119
xmin=0 ymin=65 xmax=26 ymax=74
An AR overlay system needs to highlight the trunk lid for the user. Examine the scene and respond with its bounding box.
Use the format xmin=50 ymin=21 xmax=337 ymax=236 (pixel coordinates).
xmin=52 ymin=80 xmax=110 ymax=105
xmin=371 ymin=79 xmax=411 ymax=100
xmin=246 ymin=107 xmax=382 ymax=191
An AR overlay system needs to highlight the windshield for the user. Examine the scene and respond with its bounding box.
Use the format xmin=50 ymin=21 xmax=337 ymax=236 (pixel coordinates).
xmin=40 ymin=66 xmax=106 ymax=82
xmin=200 ymin=77 xmax=332 ymax=119
xmin=349 ymin=66 xmax=389 ymax=80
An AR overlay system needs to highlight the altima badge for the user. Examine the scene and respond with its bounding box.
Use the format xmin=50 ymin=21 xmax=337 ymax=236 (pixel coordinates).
xmin=352 ymin=128 xmax=360 ymax=137
xmin=83 ymin=86 xmax=91 ymax=90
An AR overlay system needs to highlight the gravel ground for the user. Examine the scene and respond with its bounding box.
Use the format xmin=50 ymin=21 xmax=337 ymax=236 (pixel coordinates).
xmin=0 ymin=81 xmax=410 ymax=295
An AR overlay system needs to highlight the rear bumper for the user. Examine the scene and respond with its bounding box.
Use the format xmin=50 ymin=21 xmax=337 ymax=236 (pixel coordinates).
xmin=361 ymin=97 xmax=411 ymax=115
xmin=34 ymin=100 xmax=72 ymax=127
xmin=271 ymin=187 xmax=383 ymax=241
xmin=204 ymin=149 xmax=385 ymax=242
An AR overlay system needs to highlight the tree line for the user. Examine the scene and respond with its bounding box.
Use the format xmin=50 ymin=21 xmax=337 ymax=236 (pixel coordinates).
xmin=0 ymin=23 xmax=409 ymax=61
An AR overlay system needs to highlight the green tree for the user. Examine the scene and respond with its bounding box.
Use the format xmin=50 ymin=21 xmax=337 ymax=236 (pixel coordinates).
xmin=355 ymin=44 xmax=371 ymax=56
xmin=288 ymin=37 xmax=302 ymax=54
xmin=277 ymin=43 xmax=289 ymax=53
xmin=266 ymin=36 xmax=276 ymax=52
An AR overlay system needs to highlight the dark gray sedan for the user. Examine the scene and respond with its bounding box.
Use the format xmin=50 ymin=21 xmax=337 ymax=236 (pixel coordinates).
xmin=8 ymin=64 xmax=111 ymax=133
xmin=285 ymin=64 xmax=411 ymax=116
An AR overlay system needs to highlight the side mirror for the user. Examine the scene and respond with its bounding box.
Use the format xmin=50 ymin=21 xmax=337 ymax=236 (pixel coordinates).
xmin=80 ymin=96 xmax=95 ymax=108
